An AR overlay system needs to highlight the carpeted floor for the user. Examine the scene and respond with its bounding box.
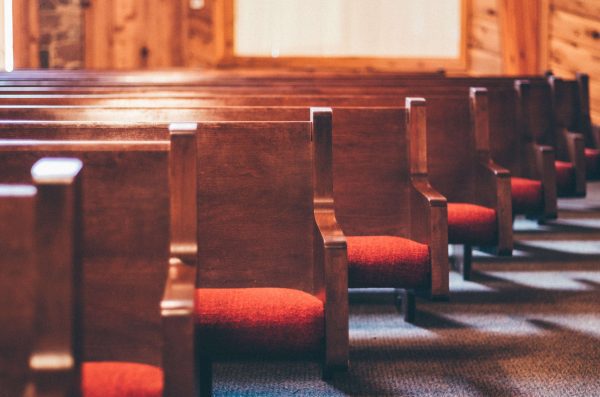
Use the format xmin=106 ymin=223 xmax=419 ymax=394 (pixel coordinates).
xmin=213 ymin=182 xmax=600 ymax=396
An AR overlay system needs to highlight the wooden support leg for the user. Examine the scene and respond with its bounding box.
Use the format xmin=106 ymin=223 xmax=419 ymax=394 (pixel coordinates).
xmin=451 ymin=244 xmax=473 ymax=281
xmin=394 ymin=288 xmax=416 ymax=323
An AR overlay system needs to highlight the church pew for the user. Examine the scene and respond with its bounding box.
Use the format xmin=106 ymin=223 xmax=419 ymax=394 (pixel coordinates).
xmin=0 ymin=84 xmax=557 ymax=222
xmin=169 ymin=118 xmax=348 ymax=395
xmin=0 ymin=140 xmax=197 ymax=396
xmin=516 ymin=80 xmax=586 ymax=198
xmin=0 ymin=104 xmax=450 ymax=302
xmin=0 ymin=178 xmax=37 ymax=396
xmin=0 ymin=159 xmax=88 ymax=396
xmin=473 ymin=88 xmax=557 ymax=221
xmin=0 ymin=92 xmax=514 ymax=280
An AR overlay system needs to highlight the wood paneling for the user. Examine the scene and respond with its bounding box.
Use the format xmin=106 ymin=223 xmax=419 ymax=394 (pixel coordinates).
xmin=547 ymin=0 xmax=600 ymax=124
xmin=12 ymin=0 xmax=39 ymax=68
xmin=468 ymin=0 xmax=502 ymax=74
xmin=85 ymin=0 xmax=186 ymax=69
xmin=552 ymin=0 xmax=600 ymax=19
xmin=498 ymin=0 xmax=543 ymax=74
xmin=469 ymin=48 xmax=502 ymax=74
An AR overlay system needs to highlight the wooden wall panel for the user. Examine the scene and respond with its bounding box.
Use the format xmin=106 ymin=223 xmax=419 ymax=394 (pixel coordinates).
xmin=84 ymin=0 xmax=187 ymax=69
xmin=548 ymin=0 xmax=600 ymax=124
xmin=13 ymin=0 xmax=39 ymax=68
xmin=468 ymin=0 xmax=502 ymax=74
xmin=498 ymin=0 xmax=543 ymax=74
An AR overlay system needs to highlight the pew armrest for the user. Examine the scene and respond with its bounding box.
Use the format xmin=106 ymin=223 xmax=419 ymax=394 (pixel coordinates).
xmin=565 ymin=131 xmax=586 ymax=196
xmin=476 ymin=160 xmax=513 ymax=255
xmin=314 ymin=206 xmax=349 ymax=373
xmin=410 ymin=178 xmax=448 ymax=299
xmin=161 ymin=257 xmax=197 ymax=397
xmin=533 ymin=144 xmax=557 ymax=219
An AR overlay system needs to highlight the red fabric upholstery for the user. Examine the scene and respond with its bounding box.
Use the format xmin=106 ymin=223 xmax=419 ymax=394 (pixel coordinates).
xmin=511 ymin=177 xmax=544 ymax=215
xmin=447 ymin=203 xmax=497 ymax=245
xmin=83 ymin=362 xmax=163 ymax=397
xmin=585 ymin=148 xmax=600 ymax=178
xmin=195 ymin=288 xmax=324 ymax=357
xmin=555 ymin=161 xmax=576 ymax=196
xmin=346 ymin=236 xmax=430 ymax=288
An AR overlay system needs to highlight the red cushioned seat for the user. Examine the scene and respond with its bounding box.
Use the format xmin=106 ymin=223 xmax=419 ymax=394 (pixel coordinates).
xmin=555 ymin=161 xmax=575 ymax=196
xmin=346 ymin=236 xmax=430 ymax=289
xmin=195 ymin=288 xmax=324 ymax=357
xmin=447 ymin=203 xmax=497 ymax=245
xmin=585 ymin=148 xmax=600 ymax=178
xmin=511 ymin=177 xmax=543 ymax=215
xmin=83 ymin=362 xmax=163 ymax=397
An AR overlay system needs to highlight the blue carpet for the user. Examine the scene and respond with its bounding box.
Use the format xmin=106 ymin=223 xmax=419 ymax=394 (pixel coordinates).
xmin=213 ymin=182 xmax=600 ymax=396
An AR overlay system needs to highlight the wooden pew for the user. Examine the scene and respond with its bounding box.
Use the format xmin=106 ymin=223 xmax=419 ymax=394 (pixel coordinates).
xmin=169 ymin=117 xmax=348 ymax=395
xmin=474 ymin=88 xmax=557 ymax=221
xmin=516 ymin=79 xmax=586 ymax=198
xmin=0 ymin=93 xmax=513 ymax=281
xmin=0 ymin=140 xmax=196 ymax=396
xmin=0 ymin=179 xmax=37 ymax=396
xmin=0 ymin=86 xmax=556 ymax=223
xmin=0 ymin=103 xmax=451 ymax=305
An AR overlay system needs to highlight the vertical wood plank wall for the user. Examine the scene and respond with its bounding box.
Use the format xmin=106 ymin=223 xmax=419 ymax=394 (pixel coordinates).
xmin=546 ymin=0 xmax=600 ymax=124
xmin=12 ymin=0 xmax=39 ymax=68
xmin=468 ymin=0 xmax=502 ymax=75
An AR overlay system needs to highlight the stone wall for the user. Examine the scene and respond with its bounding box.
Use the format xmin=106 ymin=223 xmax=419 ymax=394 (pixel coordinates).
xmin=38 ymin=0 xmax=84 ymax=68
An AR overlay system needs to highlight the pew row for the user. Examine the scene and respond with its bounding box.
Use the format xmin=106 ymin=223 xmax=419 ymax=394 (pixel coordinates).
xmin=0 ymin=104 xmax=450 ymax=300
xmin=0 ymin=142 xmax=197 ymax=396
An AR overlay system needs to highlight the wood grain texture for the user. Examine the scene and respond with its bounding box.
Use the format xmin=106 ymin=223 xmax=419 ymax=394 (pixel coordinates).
xmin=468 ymin=0 xmax=502 ymax=74
xmin=12 ymin=0 xmax=39 ymax=68
xmin=195 ymin=122 xmax=315 ymax=291
xmin=30 ymin=158 xmax=84 ymax=396
xmin=0 ymin=141 xmax=169 ymax=366
xmin=498 ymin=0 xmax=543 ymax=74
xmin=311 ymin=108 xmax=349 ymax=371
xmin=0 ymin=186 xmax=36 ymax=397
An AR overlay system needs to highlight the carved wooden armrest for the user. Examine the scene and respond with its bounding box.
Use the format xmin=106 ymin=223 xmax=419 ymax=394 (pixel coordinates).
xmin=314 ymin=205 xmax=348 ymax=373
xmin=161 ymin=257 xmax=197 ymax=397
xmin=532 ymin=144 xmax=557 ymax=218
xmin=311 ymin=107 xmax=348 ymax=374
xmin=410 ymin=178 xmax=448 ymax=298
xmin=476 ymin=159 xmax=512 ymax=255
xmin=565 ymin=131 xmax=586 ymax=196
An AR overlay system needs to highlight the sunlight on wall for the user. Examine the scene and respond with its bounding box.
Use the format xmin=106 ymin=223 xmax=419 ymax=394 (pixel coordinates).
xmin=235 ymin=0 xmax=462 ymax=58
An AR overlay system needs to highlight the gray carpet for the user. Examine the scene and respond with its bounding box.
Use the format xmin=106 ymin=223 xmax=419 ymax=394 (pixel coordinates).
xmin=213 ymin=182 xmax=600 ymax=396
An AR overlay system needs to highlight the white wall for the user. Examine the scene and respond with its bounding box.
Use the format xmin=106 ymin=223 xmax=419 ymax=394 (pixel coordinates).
xmin=235 ymin=0 xmax=462 ymax=58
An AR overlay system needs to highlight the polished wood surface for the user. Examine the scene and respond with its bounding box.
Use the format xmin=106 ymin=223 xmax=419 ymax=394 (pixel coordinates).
xmin=0 ymin=141 xmax=169 ymax=367
xmin=517 ymin=79 xmax=586 ymax=196
xmin=0 ymin=184 xmax=36 ymax=397
xmin=30 ymin=158 xmax=84 ymax=397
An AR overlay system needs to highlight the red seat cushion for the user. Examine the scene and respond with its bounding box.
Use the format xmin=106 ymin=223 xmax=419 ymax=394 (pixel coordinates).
xmin=447 ymin=203 xmax=497 ymax=245
xmin=511 ymin=177 xmax=543 ymax=215
xmin=585 ymin=148 xmax=600 ymax=178
xmin=83 ymin=362 xmax=163 ymax=397
xmin=195 ymin=288 xmax=324 ymax=357
xmin=555 ymin=160 xmax=576 ymax=196
xmin=346 ymin=236 xmax=430 ymax=288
